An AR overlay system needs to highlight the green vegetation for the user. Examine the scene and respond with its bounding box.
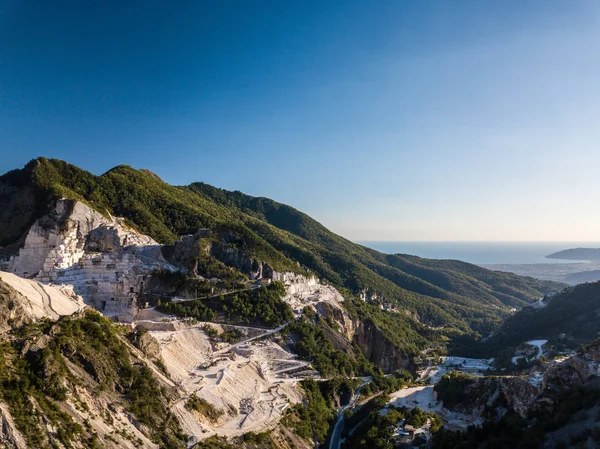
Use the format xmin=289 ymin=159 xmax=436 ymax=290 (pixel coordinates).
xmin=287 ymin=318 xmax=367 ymax=377
xmin=219 ymin=327 xmax=243 ymax=343
xmin=343 ymin=404 xmax=442 ymax=449
xmin=222 ymin=282 xmax=294 ymax=326
xmin=1 ymin=158 xmax=563 ymax=346
xmin=346 ymin=299 xmax=439 ymax=360
xmin=433 ymin=371 xmax=481 ymax=409
xmin=0 ymin=310 xmax=186 ymax=449
xmin=147 ymin=268 xmax=245 ymax=301
xmin=361 ymin=369 xmax=414 ymax=397
xmin=489 ymin=282 xmax=600 ymax=351
xmin=157 ymin=297 xmax=216 ymax=321
xmin=191 ymin=432 xmax=277 ymax=449
xmin=186 ymin=394 xmax=224 ymax=422
xmin=342 ymin=395 xmax=391 ymax=437
xmin=288 ymin=316 xmax=414 ymax=392
xmin=282 ymin=379 xmax=337 ymax=444
xmin=157 ymin=282 xmax=293 ymax=327
xmin=433 ymin=386 xmax=600 ymax=449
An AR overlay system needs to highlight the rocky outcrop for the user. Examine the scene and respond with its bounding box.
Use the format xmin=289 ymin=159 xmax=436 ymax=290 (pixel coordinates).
xmin=437 ymin=375 xmax=542 ymax=419
xmin=7 ymin=199 xmax=109 ymax=278
xmin=166 ymin=228 xmax=274 ymax=280
xmin=497 ymin=377 xmax=542 ymax=417
xmin=543 ymin=356 xmax=600 ymax=390
xmin=4 ymin=199 xmax=173 ymax=321
xmin=0 ymin=179 xmax=39 ymax=255
xmin=314 ymin=301 xmax=357 ymax=341
xmin=358 ymin=287 xmax=383 ymax=303
xmin=209 ymin=240 xmax=273 ymax=279
xmin=165 ymin=229 xmax=209 ymax=276
xmin=0 ymin=403 xmax=27 ymax=449
xmin=85 ymin=223 xmax=156 ymax=252
xmin=580 ymin=338 xmax=600 ymax=362
xmin=0 ymin=271 xmax=85 ymax=332
xmin=439 ymin=346 xmax=600 ymax=425
xmin=354 ymin=319 xmax=411 ymax=373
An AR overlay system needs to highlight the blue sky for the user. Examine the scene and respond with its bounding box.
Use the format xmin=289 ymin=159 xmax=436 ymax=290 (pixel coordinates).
xmin=2 ymin=1 xmax=600 ymax=241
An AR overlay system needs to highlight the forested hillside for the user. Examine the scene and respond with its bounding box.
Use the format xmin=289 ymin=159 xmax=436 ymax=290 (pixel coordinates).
xmin=489 ymin=281 xmax=600 ymax=349
xmin=0 ymin=158 xmax=563 ymax=343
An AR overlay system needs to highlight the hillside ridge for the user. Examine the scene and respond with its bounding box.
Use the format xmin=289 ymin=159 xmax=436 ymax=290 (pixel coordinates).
xmin=0 ymin=157 xmax=564 ymax=340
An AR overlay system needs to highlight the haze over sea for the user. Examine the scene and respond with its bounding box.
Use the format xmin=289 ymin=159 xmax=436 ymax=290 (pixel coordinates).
xmin=358 ymin=242 xmax=600 ymax=265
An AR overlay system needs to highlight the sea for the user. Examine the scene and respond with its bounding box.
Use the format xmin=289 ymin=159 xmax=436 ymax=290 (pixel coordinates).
xmin=357 ymin=241 xmax=600 ymax=265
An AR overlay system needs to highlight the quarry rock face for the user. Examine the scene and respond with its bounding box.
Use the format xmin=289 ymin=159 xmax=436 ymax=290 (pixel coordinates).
xmin=274 ymin=271 xmax=317 ymax=293
xmin=8 ymin=200 xmax=109 ymax=278
xmin=4 ymin=199 xmax=172 ymax=321
xmin=3 ymin=198 xmax=340 ymax=324
xmin=85 ymin=223 xmax=156 ymax=252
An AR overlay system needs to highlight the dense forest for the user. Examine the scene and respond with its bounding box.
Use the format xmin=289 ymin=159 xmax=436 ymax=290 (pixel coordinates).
xmin=488 ymin=282 xmax=600 ymax=350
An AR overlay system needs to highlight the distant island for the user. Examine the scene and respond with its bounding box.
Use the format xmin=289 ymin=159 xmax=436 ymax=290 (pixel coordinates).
xmin=546 ymin=247 xmax=600 ymax=261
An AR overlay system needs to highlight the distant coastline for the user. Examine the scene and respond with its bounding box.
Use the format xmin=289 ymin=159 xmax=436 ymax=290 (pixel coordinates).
xmin=358 ymin=241 xmax=600 ymax=265
xmin=546 ymin=247 xmax=600 ymax=261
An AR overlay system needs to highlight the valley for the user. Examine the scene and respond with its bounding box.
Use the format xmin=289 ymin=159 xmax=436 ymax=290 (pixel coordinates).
xmin=0 ymin=158 xmax=598 ymax=449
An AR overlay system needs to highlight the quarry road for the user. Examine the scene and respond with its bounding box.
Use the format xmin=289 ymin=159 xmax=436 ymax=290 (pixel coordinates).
xmin=271 ymin=361 xmax=310 ymax=375
xmin=417 ymin=366 xmax=437 ymax=383
xmin=330 ymin=377 xmax=371 ymax=449
xmin=214 ymin=322 xmax=291 ymax=355
xmin=136 ymin=315 xmax=281 ymax=332
xmin=148 ymin=283 xmax=262 ymax=302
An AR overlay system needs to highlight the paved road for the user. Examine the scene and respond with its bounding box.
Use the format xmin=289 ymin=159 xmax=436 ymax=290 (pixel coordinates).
xmin=329 ymin=377 xmax=371 ymax=449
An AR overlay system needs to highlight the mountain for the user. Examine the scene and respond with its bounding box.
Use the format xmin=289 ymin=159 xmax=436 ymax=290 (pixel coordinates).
xmin=546 ymin=247 xmax=600 ymax=261
xmin=0 ymin=157 xmax=569 ymax=448
xmin=432 ymin=338 xmax=600 ymax=449
xmin=0 ymin=158 xmax=562 ymax=341
xmin=563 ymin=269 xmax=600 ymax=284
xmin=0 ymin=272 xmax=319 ymax=449
xmin=488 ymin=281 xmax=600 ymax=350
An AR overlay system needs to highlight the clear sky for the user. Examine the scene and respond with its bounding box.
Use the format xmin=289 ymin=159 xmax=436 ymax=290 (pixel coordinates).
xmin=2 ymin=1 xmax=600 ymax=242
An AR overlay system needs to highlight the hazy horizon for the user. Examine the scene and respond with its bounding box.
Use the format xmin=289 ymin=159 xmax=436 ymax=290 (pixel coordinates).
xmin=3 ymin=1 xmax=600 ymax=241
xmin=358 ymin=240 xmax=600 ymax=265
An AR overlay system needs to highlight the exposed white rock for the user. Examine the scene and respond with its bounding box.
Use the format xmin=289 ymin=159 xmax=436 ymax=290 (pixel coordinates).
xmin=274 ymin=271 xmax=344 ymax=313
xmin=8 ymin=200 xmax=109 ymax=278
xmin=0 ymin=271 xmax=85 ymax=321
xmin=511 ymin=340 xmax=548 ymax=365
xmin=528 ymin=297 xmax=548 ymax=310
xmin=6 ymin=199 xmax=175 ymax=321
xmin=146 ymin=323 xmax=304 ymax=441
